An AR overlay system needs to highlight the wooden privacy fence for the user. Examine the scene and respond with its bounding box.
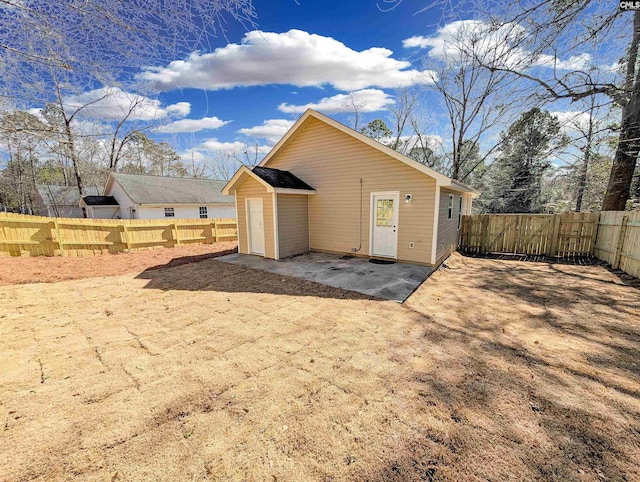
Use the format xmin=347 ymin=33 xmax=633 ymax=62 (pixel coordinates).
xmin=0 ymin=212 xmax=238 ymax=257
xmin=459 ymin=211 xmax=640 ymax=278
xmin=593 ymin=211 xmax=640 ymax=278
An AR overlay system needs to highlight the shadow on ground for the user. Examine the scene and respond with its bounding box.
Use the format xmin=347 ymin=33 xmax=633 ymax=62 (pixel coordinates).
xmin=136 ymin=257 xmax=377 ymax=300
xmin=395 ymin=253 xmax=640 ymax=481
xmin=142 ymin=247 xmax=238 ymax=271
xmin=463 ymin=251 xmax=640 ymax=288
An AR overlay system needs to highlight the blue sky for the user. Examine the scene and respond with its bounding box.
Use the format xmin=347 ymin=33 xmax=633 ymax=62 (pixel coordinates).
xmin=143 ymin=0 xmax=450 ymax=158
xmin=43 ymin=0 xmax=623 ymax=169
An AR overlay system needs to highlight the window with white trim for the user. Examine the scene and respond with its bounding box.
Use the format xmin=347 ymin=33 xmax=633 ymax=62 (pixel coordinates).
xmin=458 ymin=196 xmax=463 ymax=230
xmin=447 ymin=194 xmax=454 ymax=219
xmin=199 ymin=206 xmax=208 ymax=218
xmin=164 ymin=207 xmax=175 ymax=217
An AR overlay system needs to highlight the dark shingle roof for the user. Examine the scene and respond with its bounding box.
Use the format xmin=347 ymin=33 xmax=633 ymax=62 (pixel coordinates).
xmin=83 ymin=196 xmax=119 ymax=206
xmin=36 ymin=185 xmax=101 ymax=206
xmin=110 ymin=173 xmax=234 ymax=204
xmin=252 ymin=166 xmax=314 ymax=191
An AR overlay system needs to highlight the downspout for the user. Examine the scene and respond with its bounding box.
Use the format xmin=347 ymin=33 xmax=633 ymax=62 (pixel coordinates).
xmin=352 ymin=178 xmax=363 ymax=253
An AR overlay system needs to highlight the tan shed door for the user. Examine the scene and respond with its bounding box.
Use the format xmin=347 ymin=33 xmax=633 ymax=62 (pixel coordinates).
xmin=247 ymin=198 xmax=265 ymax=255
xmin=371 ymin=192 xmax=399 ymax=258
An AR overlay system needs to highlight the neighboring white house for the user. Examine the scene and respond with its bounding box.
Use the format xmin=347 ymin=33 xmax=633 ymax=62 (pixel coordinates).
xmin=35 ymin=185 xmax=101 ymax=217
xmin=81 ymin=172 xmax=236 ymax=219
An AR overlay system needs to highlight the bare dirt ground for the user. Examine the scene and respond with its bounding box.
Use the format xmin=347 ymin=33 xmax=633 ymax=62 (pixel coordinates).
xmin=0 ymin=242 xmax=237 ymax=285
xmin=1 ymin=254 xmax=639 ymax=481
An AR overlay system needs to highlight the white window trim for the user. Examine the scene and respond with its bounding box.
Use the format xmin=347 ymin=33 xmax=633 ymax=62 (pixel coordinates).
xmin=457 ymin=196 xmax=463 ymax=231
xmin=447 ymin=194 xmax=454 ymax=220
xmin=199 ymin=206 xmax=208 ymax=219
xmin=164 ymin=207 xmax=175 ymax=218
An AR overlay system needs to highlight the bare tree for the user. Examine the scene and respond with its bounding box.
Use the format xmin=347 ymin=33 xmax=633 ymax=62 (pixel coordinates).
xmin=475 ymin=15 xmax=637 ymax=210
xmin=421 ymin=21 xmax=521 ymax=180
xmin=0 ymin=110 xmax=47 ymax=213
xmin=344 ymin=92 xmax=366 ymax=131
xmin=403 ymin=0 xmax=635 ymax=208
xmin=0 ymin=0 xmax=256 ymax=102
xmin=388 ymin=88 xmax=418 ymax=151
xmin=553 ymin=98 xmax=615 ymax=212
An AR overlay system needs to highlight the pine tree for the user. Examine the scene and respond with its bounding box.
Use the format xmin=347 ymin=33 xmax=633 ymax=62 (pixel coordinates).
xmin=486 ymin=109 xmax=565 ymax=213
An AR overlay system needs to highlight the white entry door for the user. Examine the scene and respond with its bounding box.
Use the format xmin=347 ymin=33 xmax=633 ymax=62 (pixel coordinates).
xmin=371 ymin=192 xmax=399 ymax=258
xmin=246 ymin=198 xmax=265 ymax=255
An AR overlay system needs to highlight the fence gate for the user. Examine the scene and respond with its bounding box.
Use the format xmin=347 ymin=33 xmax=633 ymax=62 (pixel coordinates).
xmin=459 ymin=212 xmax=599 ymax=258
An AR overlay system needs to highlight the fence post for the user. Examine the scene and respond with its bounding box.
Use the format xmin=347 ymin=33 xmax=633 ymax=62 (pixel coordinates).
xmin=481 ymin=216 xmax=490 ymax=254
xmin=589 ymin=212 xmax=600 ymax=256
xmin=53 ymin=219 xmax=65 ymax=256
xmin=172 ymin=221 xmax=181 ymax=247
xmin=547 ymin=214 xmax=562 ymax=258
xmin=122 ymin=223 xmax=131 ymax=251
xmin=212 ymin=221 xmax=218 ymax=243
xmin=613 ymin=215 xmax=629 ymax=270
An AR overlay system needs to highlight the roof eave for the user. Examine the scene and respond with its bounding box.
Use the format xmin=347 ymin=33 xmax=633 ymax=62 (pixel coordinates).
xmin=273 ymin=188 xmax=315 ymax=195
xmin=443 ymin=181 xmax=477 ymax=194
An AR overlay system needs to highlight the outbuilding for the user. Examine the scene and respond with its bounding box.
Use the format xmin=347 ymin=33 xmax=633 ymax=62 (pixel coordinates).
xmin=223 ymin=109 xmax=474 ymax=266
xmin=83 ymin=172 xmax=236 ymax=220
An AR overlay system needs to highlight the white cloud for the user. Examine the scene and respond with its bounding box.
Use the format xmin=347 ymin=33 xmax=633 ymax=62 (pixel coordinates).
xmin=141 ymin=29 xmax=435 ymax=91
xmin=551 ymin=110 xmax=592 ymax=133
xmin=535 ymin=53 xmax=592 ymax=71
xmin=278 ymin=89 xmax=395 ymax=114
xmin=404 ymin=20 xmax=592 ymax=71
xmin=156 ymin=116 xmax=230 ymax=133
xmin=403 ymin=20 xmax=525 ymax=66
xmin=179 ymin=149 xmax=207 ymax=163
xmin=200 ymin=138 xmax=272 ymax=153
xmin=165 ymin=102 xmax=191 ymax=117
xmin=238 ymin=119 xmax=295 ymax=144
xmin=63 ymin=87 xmax=190 ymax=121
xmin=401 ymin=134 xmax=443 ymax=150
xmin=27 ymin=108 xmax=46 ymax=122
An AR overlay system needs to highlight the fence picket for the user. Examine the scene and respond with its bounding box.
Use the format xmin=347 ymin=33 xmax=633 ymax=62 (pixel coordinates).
xmin=0 ymin=213 xmax=237 ymax=257
xmin=460 ymin=211 xmax=639 ymax=279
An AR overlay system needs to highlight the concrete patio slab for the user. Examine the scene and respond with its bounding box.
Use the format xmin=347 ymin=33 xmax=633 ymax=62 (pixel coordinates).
xmin=217 ymin=252 xmax=433 ymax=302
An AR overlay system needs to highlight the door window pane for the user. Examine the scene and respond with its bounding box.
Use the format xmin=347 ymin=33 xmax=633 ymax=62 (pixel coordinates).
xmin=376 ymin=199 xmax=394 ymax=226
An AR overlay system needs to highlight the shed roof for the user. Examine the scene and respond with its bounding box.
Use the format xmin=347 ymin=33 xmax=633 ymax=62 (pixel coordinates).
xmin=222 ymin=166 xmax=316 ymax=195
xmin=252 ymin=167 xmax=314 ymax=191
xmin=108 ymin=172 xmax=234 ymax=205
xmin=82 ymin=196 xmax=119 ymax=206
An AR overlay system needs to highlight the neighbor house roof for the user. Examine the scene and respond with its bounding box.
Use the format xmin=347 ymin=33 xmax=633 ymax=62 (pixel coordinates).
xmin=82 ymin=196 xmax=119 ymax=206
xmin=252 ymin=167 xmax=315 ymax=191
xmin=258 ymin=109 xmax=476 ymax=194
xmin=222 ymin=166 xmax=316 ymax=195
xmin=36 ymin=185 xmax=101 ymax=206
xmin=107 ymin=172 xmax=234 ymax=205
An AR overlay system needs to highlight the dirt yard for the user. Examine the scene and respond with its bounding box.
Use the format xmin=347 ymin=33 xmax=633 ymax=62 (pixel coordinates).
xmin=1 ymin=254 xmax=639 ymax=481
xmin=0 ymin=242 xmax=238 ymax=285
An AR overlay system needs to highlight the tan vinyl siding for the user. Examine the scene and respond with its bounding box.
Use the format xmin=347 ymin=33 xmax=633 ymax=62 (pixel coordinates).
xmin=277 ymin=194 xmax=309 ymax=258
xmin=235 ymin=176 xmax=276 ymax=259
xmin=265 ymin=118 xmax=437 ymax=265
xmin=436 ymin=188 xmax=461 ymax=263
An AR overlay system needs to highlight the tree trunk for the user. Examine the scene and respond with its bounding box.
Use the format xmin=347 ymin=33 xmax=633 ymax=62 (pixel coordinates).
xmin=602 ymin=97 xmax=640 ymax=210
xmin=575 ymin=106 xmax=593 ymax=212
xmin=602 ymin=11 xmax=640 ymax=211
xmin=59 ymin=116 xmax=85 ymax=200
